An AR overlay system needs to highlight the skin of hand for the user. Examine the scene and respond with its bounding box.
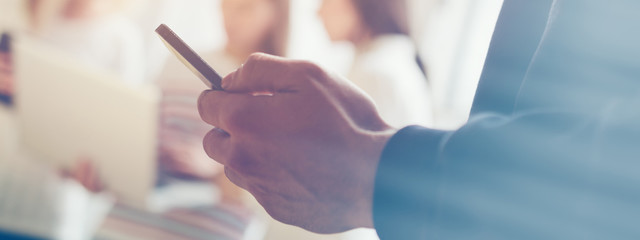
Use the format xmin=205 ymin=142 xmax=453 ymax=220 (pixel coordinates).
xmin=0 ymin=53 xmax=13 ymax=95
xmin=198 ymin=53 xmax=397 ymax=233
xmin=61 ymin=158 xmax=105 ymax=193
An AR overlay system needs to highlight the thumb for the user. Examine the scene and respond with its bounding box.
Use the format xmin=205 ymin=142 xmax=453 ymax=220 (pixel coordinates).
xmin=222 ymin=53 xmax=297 ymax=93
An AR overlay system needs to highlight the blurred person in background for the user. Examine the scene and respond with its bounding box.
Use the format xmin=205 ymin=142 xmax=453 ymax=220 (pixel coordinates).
xmin=62 ymin=0 xmax=289 ymax=237
xmin=63 ymin=0 xmax=290 ymax=204
xmin=156 ymin=0 xmax=289 ymax=203
xmin=0 ymin=33 xmax=12 ymax=104
xmin=318 ymin=1 xmax=431 ymax=238
xmin=318 ymin=0 xmax=433 ymax=128
xmin=26 ymin=0 xmax=145 ymax=85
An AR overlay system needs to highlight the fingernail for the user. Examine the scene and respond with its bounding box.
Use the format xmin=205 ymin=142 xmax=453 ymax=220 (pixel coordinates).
xmin=214 ymin=127 xmax=230 ymax=137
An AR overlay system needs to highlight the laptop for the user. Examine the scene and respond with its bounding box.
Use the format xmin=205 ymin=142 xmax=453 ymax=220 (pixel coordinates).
xmin=13 ymin=36 xmax=160 ymax=209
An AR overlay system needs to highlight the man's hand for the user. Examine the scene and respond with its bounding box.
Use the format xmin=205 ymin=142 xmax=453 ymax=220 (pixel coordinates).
xmin=198 ymin=53 xmax=396 ymax=233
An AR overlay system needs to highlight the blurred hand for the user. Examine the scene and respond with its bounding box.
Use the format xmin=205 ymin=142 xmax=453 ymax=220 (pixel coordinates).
xmin=198 ymin=53 xmax=396 ymax=233
xmin=0 ymin=53 xmax=13 ymax=95
xmin=62 ymin=158 xmax=105 ymax=193
xmin=159 ymin=138 xmax=223 ymax=179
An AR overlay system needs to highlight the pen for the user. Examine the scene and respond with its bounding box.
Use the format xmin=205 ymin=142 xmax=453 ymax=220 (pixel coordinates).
xmin=155 ymin=24 xmax=224 ymax=90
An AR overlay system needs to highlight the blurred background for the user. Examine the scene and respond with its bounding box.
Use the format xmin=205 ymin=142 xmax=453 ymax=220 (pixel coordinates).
xmin=0 ymin=0 xmax=503 ymax=239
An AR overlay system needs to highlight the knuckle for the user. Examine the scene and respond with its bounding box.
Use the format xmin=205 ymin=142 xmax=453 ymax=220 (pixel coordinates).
xmin=226 ymin=143 xmax=262 ymax=177
xmin=247 ymin=52 xmax=267 ymax=62
xmin=203 ymin=129 xmax=230 ymax=164
xmin=202 ymin=130 xmax=220 ymax=159
xmin=240 ymin=54 xmax=266 ymax=82
xmin=224 ymin=167 xmax=244 ymax=187
xmin=197 ymin=90 xmax=215 ymax=123
xmin=226 ymin=146 xmax=251 ymax=172
xmin=245 ymin=53 xmax=271 ymax=71
xmin=197 ymin=90 xmax=208 ymax=102
xmin=225 ymin=101 xmax=260 ymax=131
xmin=294 ymin=60 xmax=327 ymax=83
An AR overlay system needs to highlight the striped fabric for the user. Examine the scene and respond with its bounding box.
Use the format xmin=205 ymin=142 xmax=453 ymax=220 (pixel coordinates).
xmin=159 ymin=87 xmax=211 ymax=148
xmin=117 ymin=50 xmax=255 ymax=240
xmin=157 ymin=50 xmax=240 ymax=149
xmin=95 ymin=204 xmax=254 ymax=240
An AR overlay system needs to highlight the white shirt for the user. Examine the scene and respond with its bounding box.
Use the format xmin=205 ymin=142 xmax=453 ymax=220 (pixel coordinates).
xmin=348 ymin=35 xmax=433 ymax=128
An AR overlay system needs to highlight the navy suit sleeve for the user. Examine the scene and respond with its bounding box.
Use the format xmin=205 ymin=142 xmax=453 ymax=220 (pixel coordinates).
xmin=470 ymin=0 xmax=553 ymax=115
xmin=374 ymin=108 xmax=640 ymax=239
xmin=373 ymin=0 xmax=640 ymax=239
xmin=373 ymin=126 xmax=449 ymax=239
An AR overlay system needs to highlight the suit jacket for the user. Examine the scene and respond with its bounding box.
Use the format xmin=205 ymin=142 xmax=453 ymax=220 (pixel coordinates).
xmin=373 ymin=0 xmax=640 ymax=239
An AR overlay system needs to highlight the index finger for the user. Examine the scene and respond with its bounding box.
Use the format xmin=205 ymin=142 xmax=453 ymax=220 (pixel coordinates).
xmin=197 ymin=89 xmax=272 ymax=135
xmin=222 ymin=53 xmax=324 ymax=94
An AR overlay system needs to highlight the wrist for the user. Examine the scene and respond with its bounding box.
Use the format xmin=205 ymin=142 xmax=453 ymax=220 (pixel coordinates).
xmin=349 ymin=127 xmax=397 ymax=229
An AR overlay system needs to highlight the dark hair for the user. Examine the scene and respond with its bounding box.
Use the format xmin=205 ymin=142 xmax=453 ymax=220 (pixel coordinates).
xmin=260 ymin=0 xmax=290 ymax=56
xmin=351 ymin=0 xmax=409 ymax=36
xmin=350 ymin=0 xmax=427 ymax=77
xmin=0 ymin=33 xmax=11 ymax=53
